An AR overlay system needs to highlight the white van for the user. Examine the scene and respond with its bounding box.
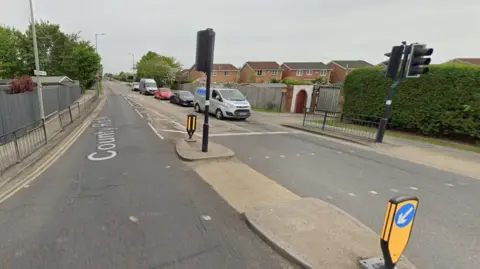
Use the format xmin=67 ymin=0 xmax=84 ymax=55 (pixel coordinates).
xmin=194 ymin=87 xmax=251 ymax=120
xmin=139 ymin=78 xmax=157 ymax=95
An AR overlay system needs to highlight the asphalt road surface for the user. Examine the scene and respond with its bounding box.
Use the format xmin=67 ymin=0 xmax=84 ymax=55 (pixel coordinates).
xmin=0 ymin=82 xmax=294 ymax=269
xmin=212 ymin=130 xmax=480 ymax=269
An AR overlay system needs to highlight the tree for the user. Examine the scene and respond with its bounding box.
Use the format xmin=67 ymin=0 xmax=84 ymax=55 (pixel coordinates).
xmin=136 ymin=51 xmax=182 ymax=87
xmin=70 ymin=41 xmax=101 ymax=90
xmin=0 ymin=26 xmax=27 ymax=78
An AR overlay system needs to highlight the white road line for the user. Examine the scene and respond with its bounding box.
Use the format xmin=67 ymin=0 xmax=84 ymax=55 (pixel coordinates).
xmin=127 ymin=101 xmax=133 ymax=107
xmin=161 ymin=129 xmax=187 ymax=134
xmin=209 ymin=131 xmax=291 ymax=137
xmin=311 ymin=153 xmax=315 ymax=156
xmin=265 ymin=156 xmax=270 ymax=159
xmin=280 ymin=155 xmax=285 ymax=158
xmin=348 ymin=193 xmax=356 ymax=197
xmin=146 ymin=114 xmax=153 ymax=121
xmin=390 ymin=188 xmax=399 ymax=192
xmin=326 ymin=196 xmax=333 ymax=200
xmin=409 ymin=186 xmax=418 ymax=190
xmin=445 ymin=183 xmax=454 ymax=187
xmin=296 ymin=154 xmax=300 ymax=156
xmin=146 ymin=108 xmax=169 ymax=120
xmin=369 ymin=190 xmax=378 ymax=195
xmin=134 ymin=109 xmax=144 ymax=118
xmin=220 ymin=120 xmax=253 ymax=133
xmin=147 ymin=123 xmax=164 ymax=139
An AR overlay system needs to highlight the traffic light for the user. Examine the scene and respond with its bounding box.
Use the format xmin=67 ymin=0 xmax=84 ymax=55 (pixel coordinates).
xmin=406 ymin=44 xmax=433 ymax=78
xmin=383 ymin=46 xmax=404 ymax=79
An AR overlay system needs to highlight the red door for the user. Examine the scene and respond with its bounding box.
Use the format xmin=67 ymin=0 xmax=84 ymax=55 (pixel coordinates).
xmin=295 ymin=90 xmax=307 ymax=113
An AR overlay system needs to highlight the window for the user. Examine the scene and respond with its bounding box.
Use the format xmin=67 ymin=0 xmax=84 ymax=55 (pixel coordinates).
xmin=256 ymin=70 xmax=263 ymax=76
xmin=271 ymin=70 xmax=277 ymax=76
xmin=320 ymin=70 xmax=327 ymax=76
xmin=224 ymin=71 xmax=229 ymax=76
xmin=213 ymin=71 xmax=217 ymax=76
xmin=306 ymin=70 xmax=313 ymax=76
xmin=296 ymin=70 xmax=303 ymax=76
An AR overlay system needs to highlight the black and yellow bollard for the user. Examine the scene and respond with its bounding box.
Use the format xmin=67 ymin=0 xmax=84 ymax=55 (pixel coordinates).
xmin=186 ymin=114 xmax=197 ymax=141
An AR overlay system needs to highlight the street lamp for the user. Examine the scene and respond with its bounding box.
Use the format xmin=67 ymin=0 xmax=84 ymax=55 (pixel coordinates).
xmin=28 ymin=0 xmax=45 ymax=120
xmin=128 ymin=53 xmax=135 ymax=82
xmin=95 ymin=33 xmax=106 ymax=52
xmin=94 ymin=33 xmax=106 ymax=90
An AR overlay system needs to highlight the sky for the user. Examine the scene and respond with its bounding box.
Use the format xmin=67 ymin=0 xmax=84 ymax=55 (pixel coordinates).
xmin=3 ymin=0 xmax=480 ymax=73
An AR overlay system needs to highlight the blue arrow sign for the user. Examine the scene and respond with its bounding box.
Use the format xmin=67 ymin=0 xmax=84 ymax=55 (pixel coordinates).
xmin=394 ymin=203 xmax=415 ymax=228
xmin=196 ymin=88 xmax=206 ymax=95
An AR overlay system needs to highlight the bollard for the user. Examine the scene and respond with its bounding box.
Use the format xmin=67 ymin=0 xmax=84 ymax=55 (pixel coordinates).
xmin=360 ymin=195 xmax=419 ymax=269
xmin=186 ymin=114 xmax=197 ymax=142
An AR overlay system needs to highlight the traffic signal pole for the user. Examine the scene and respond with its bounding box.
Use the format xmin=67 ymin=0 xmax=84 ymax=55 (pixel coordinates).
xmin=376 ymin=43 xmax=410 ymax=143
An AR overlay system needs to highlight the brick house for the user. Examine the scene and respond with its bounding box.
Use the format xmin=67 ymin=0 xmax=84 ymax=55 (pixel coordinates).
xmin=238 ymin=61 xmax=282 ymax=83
xmin=187 ymin=64 xmax=239 ymax=83
xmin=444 ymin=58 xmax=480 ymax=65
xmin=281 ymin=62 xmax=331 ymax=83
xmin=328 ymin=60 xmax=373 ymax=83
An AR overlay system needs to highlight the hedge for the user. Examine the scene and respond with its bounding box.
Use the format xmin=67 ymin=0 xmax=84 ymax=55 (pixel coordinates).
xmin=343 ymin=63 xmax=480 ymax=142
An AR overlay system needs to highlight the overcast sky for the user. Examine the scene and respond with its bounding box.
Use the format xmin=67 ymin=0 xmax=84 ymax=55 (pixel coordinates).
xmin=3 ymin=0 xmax=479 ymax=73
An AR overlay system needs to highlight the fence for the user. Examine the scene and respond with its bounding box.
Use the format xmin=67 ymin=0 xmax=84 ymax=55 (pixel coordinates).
xmin=303 ymin=109 xmax=380 ymax=142
xmin=0 ymin=85 xmax=81 ymax=138
xmin=0 ymin=91 xmax=98 ymax=175
xmin=177 ymin=82 xmax=287 ymax=111
xmin=314 ymin=85 xmax=342 ymax=112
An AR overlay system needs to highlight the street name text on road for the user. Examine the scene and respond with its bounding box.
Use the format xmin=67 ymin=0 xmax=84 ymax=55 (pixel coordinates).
xmin=87 ymin=117 xmax=118 ymax=161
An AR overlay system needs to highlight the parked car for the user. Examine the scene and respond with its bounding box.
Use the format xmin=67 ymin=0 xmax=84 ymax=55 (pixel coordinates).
xmin=154 ymin=88 xmax=173 ymax=100
xmin=139 ymin=78 xmax=157 ymax=95
xmin=132 ymin=82 xmax=140 ymax=91
xmin=194 ymin=87 xmax=251 ymax=120
xmin=170 ymin=91 xmax=194 ymax=106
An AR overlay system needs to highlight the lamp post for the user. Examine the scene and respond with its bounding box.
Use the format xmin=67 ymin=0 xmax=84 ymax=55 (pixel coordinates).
xmin=94 ymin=33 xmax=106 ymax=90
xmin=128 ymin=52 xmax=135 ymax=82
xmin=28 ymin=0 xmax=45 ymax=120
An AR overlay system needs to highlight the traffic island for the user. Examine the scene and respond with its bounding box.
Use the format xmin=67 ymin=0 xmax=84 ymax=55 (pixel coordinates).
xmin=175 ymin=139 xmax=235 ymax=161
xmin=245 ymin=197 xmax=417 ymax=269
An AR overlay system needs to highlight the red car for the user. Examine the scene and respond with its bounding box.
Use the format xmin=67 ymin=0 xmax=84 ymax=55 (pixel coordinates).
xmin=154 ymin=88 xmax=173 ymax=100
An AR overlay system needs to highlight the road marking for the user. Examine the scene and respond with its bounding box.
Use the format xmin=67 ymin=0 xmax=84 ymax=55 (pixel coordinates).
xmin=280 ymin=155 xmax=285 ymax=158
xmin=348 ymin=193 xmax=356 ymax=197
xmin=146 ymin=114 xmax=152 ymax=121
xmin=265 ymin=156 xmax=270 ymax=159
xmin=219 ymin=120 xmax=253 ymax=133
xmin=326 ymin=196 xmax=333 ymax=200
xmin=165 ymin=165 xmax=170 ymax=169
xmin=296 ymin=153 xmax=300 ymax=156
xmin=127 ymin=101 xmax=133 ymax=107
xmin=0 ymin=96 xmax=107 ymax=204
xmin=369 ymin=190 xmax=378 ymax=195
xmin=209 ymin=131 xmax=291 ymax=137
xmin=201 ymin=215 xmax=211 ymax=221
xmin=390 ymin=188 xmax=399 ymax=192
xmin=338 ymin=151 xmax=343 ymax=154
xmin=161 ymin=129 xmax=186 ymax=134
xmin=409 ymin=186 xmax=418 ymax=190
xmin=147 ymin=123 xmax=165 ymax=139
xmin=146 ymin=108 xmax=169 ymax=120
xmin=311 ymin=153 xmax=315 ymax=156
xmin=134 ymin=108 xmax=144 ymax=118
xmin=445 ymin=183 xmax=454 ymax=187
xmin=129 ymin=216 xmax=139 ymax=223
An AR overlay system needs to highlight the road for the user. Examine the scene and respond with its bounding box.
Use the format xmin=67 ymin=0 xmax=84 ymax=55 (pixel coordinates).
xmin=119 ymin=82 xmax=480 ymax=269
xmin=0 ymin=82 xmax=294 ymax=269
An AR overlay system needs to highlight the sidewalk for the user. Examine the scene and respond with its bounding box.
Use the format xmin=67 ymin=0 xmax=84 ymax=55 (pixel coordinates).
xmin=282 ymin=122 xmax=480 ymax=180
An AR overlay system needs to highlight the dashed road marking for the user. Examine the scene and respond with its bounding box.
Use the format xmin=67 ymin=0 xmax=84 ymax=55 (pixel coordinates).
xmin=265 ymin=156 xmax=270 ymax=159
xmin=390 ymin=188 xmax=399 ymax=192
xmin=129 ymin=216 xmax=139 ymax=223
xmin=369 ymin=190 xmax=378 ymax=195
xmin=311 ymin=153 xmax=315 ymax=156
xmin=201 ymin=215 xmax=211 ymax=220
xmin=296 ymin=154 xmax=300 ymax=156
xmin=280 ymin=155 xmax=285 ymax=158
xmin=409 ymin=186 xmax=418 ymax=190
xmin=338 ymin=151 xmax=343 ymax=154
xmin=165 ymin=165 xmax=170 ymax=169
xmin=134 ymin=108 xmax=144 ymax=118
xmin=348 ymin=193 xmax=356 ymax=197
xmin=147 ymin=122 xmax=165 ymax=139
xmin=445 ymin=183 xmax=454 ymax=187
xmin=209 ymin=131 xmax=291 ymax=137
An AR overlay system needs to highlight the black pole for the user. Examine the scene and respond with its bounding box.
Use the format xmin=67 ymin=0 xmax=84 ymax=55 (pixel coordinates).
xmin=376 ymin=42 xmax=410 ymax=143
xmin=202 ymin=64 xmax=212 ymax=152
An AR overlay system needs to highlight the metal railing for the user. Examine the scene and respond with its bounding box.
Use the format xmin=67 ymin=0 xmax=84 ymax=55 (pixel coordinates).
xmin=0 ymin=91 xmax=99 ymax=175
xmin=303 ymin=109 xmax=381 ymax=142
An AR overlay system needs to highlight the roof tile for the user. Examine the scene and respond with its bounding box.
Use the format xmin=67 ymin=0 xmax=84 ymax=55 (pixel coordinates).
xmin=246 ymin=61 xmax=281 ymax=70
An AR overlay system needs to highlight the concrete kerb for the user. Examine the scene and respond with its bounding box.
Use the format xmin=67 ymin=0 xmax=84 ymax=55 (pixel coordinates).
xmin=245 ymin=198 xmax=418 ymax=269
xmin=0 ymin=92 xmax=106 ymax=192
xmin=175 ymin=139 xmax=235 ymax=161
xmin=281 ymin=124 xmax=374 ymax=147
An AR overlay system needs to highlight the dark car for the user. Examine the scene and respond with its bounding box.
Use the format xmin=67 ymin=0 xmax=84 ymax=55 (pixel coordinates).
xmin=170 ymin=91 xmax=194 ymax=106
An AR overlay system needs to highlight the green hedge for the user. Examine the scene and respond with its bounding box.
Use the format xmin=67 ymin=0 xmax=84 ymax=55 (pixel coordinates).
xmin=343 ymin=63 xmax=480 ymax=141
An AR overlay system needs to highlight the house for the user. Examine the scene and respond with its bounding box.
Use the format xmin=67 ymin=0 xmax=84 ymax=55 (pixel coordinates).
xmin=281 ymin=62 xmax=331 ymax=83
xmin=328 ymin=60 xmax=373 ymax=83
xmin=187 ymin=64 xmax=239 ymax=83
xmin=444 ymin=58 xmax=480 ymax=65
xmin=238 ymin=61 xmax=282 ymax=83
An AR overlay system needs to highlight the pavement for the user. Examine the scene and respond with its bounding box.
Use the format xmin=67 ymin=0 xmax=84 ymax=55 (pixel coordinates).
xmin=0 ymin=81 xmax=295 ymax=269
xmin=175 ymin=139 xmax=235 ymax=161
